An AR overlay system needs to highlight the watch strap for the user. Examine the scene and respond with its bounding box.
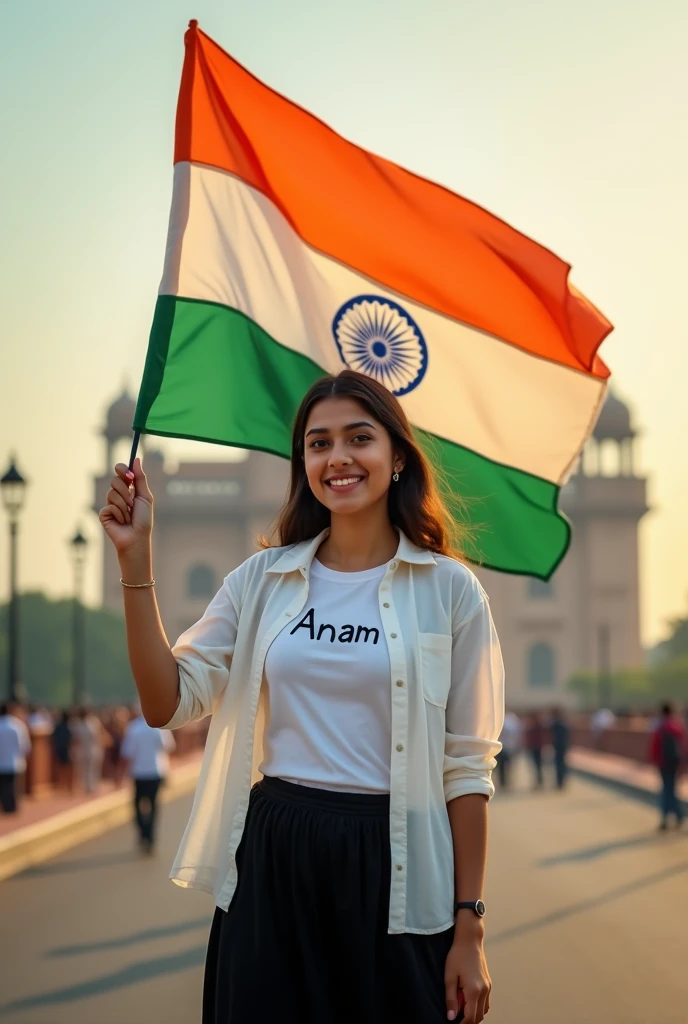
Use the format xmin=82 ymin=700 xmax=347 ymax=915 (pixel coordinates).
xmin=454 ymin=900 xmax=486 ymax=917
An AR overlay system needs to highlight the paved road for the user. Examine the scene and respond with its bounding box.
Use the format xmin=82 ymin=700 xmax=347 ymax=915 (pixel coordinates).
xmin=486 ymin=763 xmax=687 ymax=1024
xmin=0 ymin=764 xmax=686 ymax=1023
xmin=0 ymin=793 xmax=207 ymax=1024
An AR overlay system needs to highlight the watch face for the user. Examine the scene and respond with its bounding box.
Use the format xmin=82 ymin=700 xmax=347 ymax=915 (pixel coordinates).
xmin=475 ymin=900 xmax=486 ymax=917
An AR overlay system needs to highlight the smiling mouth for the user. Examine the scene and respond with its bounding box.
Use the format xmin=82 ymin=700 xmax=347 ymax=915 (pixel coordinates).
xmin=325 ymin=476 xmax=364 ymax=490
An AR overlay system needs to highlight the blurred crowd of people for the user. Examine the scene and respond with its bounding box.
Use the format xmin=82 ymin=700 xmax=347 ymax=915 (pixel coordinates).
xmin=495 ymin=702 xmax=687 ymax=831
xmin=0 ymin=699 xmax=178 ymax=855
xmin=2 ymin=699 xmax=685 ymax=840
xmin=0 ymin=701 xmax=157 ymax=811
xmin=495 ymin=707 xmax=572 ymax=793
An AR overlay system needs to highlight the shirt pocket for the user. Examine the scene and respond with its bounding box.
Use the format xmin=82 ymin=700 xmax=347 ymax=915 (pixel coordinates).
xmin=418 ymin=632 xmax=452 ymax=709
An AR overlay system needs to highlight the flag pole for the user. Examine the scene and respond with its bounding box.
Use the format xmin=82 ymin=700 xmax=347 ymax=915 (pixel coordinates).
xmin=128 ymin=431 xmax=141 ymax=473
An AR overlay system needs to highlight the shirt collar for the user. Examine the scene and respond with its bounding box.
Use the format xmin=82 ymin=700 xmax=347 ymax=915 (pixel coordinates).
xmin=265 ymin=528 xmax=437 ymax=575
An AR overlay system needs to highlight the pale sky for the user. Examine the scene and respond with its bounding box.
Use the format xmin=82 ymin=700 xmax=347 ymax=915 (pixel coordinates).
xmin=1 ymin=0 xmax=686 ymax=646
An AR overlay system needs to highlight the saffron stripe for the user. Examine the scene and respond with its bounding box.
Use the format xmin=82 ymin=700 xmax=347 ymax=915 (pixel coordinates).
xmin=173 ymin=23 xmax=612 ymax=378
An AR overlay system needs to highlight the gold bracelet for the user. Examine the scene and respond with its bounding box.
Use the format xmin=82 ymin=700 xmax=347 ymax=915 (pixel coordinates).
xmin=120 ymin=578 xmax=156 ymax=588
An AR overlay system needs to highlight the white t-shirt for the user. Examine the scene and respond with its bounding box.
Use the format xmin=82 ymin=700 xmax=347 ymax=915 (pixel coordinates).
xmin=260 ymin=558 xmax=392 ymax=793
xmin=121 ymin=716 xmax=176 ymax=779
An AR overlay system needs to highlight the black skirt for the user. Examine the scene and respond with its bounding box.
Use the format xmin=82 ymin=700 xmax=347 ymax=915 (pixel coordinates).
xmin=203 ymin=775 xmax=458 ymax=1024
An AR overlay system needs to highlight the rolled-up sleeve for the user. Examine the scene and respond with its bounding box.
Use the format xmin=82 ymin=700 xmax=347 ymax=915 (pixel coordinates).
xmin=163 ymin=576 xmax=240 ymax=730
xmin=443 ymin=596 xmax=505 ymax=803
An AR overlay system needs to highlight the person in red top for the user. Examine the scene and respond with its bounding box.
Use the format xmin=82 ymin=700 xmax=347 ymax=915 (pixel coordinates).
xmin=649 ymin=702 xmax=685 ymax=831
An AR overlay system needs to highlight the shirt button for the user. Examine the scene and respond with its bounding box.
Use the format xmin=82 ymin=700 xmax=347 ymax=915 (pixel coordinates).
xmin=285 ymin=611 xmax=291 ymax=616
xmin=396 ymin=864 xmax=403 ymax=871
xmin=396 ymin=679 xmax=404 ymax=687
xmin=396 ymin=743 xmax=404 ymax=752
xmin=390 ymin=561 xmax=397 ymax=570
xmin=390 ymin=632 xmax=397 ymax=639
xmin=383 ymin=602 xmax=390 ymax=608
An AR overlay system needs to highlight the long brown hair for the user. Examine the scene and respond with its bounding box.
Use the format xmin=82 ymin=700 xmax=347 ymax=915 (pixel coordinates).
xmin=264 ymin=370 xmax=467 ymax=559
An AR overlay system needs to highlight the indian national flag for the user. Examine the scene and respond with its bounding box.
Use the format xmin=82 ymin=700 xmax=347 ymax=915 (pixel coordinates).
xmin=134 ymin=21 xmax=612 ymax=578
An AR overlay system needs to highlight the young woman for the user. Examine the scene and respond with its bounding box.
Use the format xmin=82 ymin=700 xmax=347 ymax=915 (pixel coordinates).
xmin=99 ymin=369 xmax=504 ymax=1024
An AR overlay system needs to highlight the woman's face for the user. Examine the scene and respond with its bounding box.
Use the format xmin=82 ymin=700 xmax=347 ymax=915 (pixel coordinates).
xmin=303 ymin=396 xmax=403 ymax=517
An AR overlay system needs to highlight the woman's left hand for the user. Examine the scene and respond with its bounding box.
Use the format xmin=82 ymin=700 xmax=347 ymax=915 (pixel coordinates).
xmin=444 ymin=921 xmax=491 ymax=1023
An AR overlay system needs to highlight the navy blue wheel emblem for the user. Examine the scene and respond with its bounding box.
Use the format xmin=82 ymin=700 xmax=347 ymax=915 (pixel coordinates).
xmin=332 ymin=294 xmax=428 ymax=397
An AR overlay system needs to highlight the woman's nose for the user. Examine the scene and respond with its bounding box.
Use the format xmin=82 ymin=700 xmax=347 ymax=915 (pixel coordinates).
xmin=328 ymin=446 xmax=353 ymax=467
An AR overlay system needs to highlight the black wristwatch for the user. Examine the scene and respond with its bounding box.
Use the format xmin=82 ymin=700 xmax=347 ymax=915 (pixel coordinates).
xmin=454 ymin=900 xmax=486 ymax=918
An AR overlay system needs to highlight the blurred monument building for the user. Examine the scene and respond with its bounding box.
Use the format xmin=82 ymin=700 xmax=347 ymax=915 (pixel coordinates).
xmin=94 ymin=388 xmax=647 ymax=709
xmin=477 ymin=390 xmax=649 ymax=708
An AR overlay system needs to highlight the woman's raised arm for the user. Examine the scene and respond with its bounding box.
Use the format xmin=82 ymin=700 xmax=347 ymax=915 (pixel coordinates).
xmin=99 ymin=458 xmax=180 ymax=727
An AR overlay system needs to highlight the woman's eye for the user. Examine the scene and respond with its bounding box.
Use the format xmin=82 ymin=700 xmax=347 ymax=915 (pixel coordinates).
xmin=307 ymin=434 xmax=370 ymax=449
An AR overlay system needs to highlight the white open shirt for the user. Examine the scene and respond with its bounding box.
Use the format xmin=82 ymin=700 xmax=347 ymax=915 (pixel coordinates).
xmin=164 ymin=529 xmax=504 ymax=935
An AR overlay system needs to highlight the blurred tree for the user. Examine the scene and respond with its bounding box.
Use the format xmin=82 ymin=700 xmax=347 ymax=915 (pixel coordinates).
xmin=567 ymin=661 xmax=688 ymax=709
xmin=661 ymin=616 xmax=688 ymax=662
xmin=651 ymin=655 xmax=688 ymax=703
xmin=566 ymin=670 xmax=600 ymax=707
xmin=0 ymin=592 xmax=135 ymax=706
xmin=651 ymin=604 xmax=688 ymax=665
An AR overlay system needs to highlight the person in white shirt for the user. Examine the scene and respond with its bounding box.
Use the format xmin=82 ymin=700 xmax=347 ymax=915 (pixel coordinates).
xmin=0 ymin=702 xmax=32 ymax=814
xmin=121 ymin=707 xmax=176 ymax=854
xmin=27 ymin=704 xmax=53 ymax=731
xmin=591 ymin=706 xmax=616 ymax=749
xmin=495 ymin=710 xmax=523 ymax=790
xmin=99 ymin=369 xmax=504 ymax=1024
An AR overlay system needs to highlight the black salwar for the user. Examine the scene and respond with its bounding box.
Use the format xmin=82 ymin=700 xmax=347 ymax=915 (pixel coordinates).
xmin=203 ymin=775 xmax=457 ymax=1023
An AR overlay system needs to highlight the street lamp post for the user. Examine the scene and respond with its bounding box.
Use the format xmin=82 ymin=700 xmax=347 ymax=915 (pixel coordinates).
xmin=1 ymin=456 xmax=28 ymax=702
xmin=69 ymin=527 xmax=89 ymax=706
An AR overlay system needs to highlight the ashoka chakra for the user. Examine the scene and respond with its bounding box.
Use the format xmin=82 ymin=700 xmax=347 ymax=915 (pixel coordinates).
xmin=332 ymin=294 xmax=428 ymax=397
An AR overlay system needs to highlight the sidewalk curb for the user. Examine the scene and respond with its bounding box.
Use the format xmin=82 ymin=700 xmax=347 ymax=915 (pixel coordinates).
xmin=0 ymin=759 xmax=201 ymax=883
xmin=570 ymin=763 xmax=688 ymax=816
